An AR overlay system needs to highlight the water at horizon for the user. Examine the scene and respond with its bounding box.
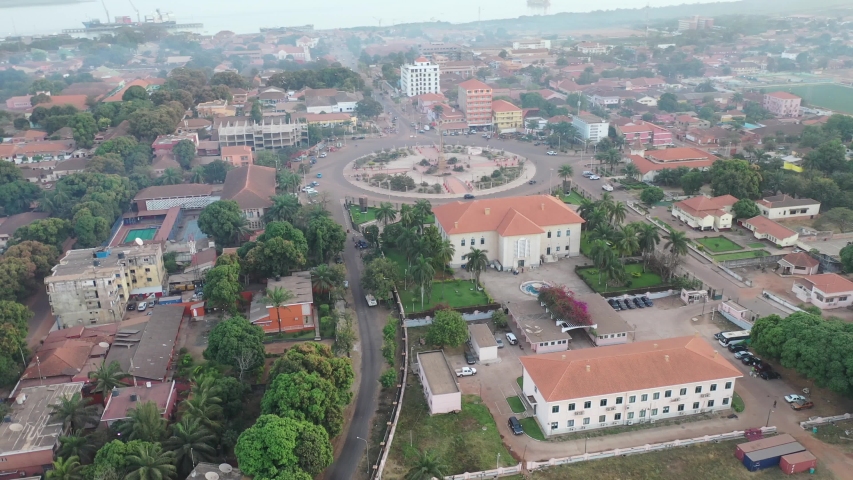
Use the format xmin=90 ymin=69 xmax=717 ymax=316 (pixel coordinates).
xmin=1 ymin=0 xmax=726 ymax=38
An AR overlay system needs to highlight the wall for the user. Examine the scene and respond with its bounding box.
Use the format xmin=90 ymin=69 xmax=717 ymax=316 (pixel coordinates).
xmin=403 ymin=307 xmax=499 ymax=327
xmin=0 ymin=449 xmax=55 ymax=477
xmin=720 ymin=254 xmax=785 ymax=269
xmin=761 ymin=204 xmax=819 ymax=220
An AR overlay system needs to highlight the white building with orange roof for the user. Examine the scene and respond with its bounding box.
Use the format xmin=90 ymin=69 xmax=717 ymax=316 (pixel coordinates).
xmin=432 ymin=195 xmax=584 ymax=269
xmin=401 ymin=57 xmax=441 ymax=97
xmin=671 ymin=194 xmax=738 ymax=231
xmin=792 ymin=273 xmax=853 ymax=310
xmin=740 ymin=215 xmax=799 ymax=247
xmin=520 ymin=336 xmax=741 ymax=436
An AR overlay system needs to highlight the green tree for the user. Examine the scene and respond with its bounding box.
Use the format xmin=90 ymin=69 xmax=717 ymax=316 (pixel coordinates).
xmin=117 ymin=401 xmax=168 ymax=442
xmin=362 ymin=223 xmax=380 ymax=248
xmin=124 ymin=442 xmax=176 ymax=480
xmin=180 ymin=374 xmax=224 ymax=432
xmin=304 ymin=215 xmax=346 ymax=264
xmin=558 ymin=164 xmax=574 ymax=190
xmin=269 ymin=342 xmax=354 ymax=396
xmin=657 ymin=93 xmax=679 ymax=112
xmin=640 ymin=186 xmax=665 ymax=205
xmin=354 ymin=97 xmax=382 ymax=119
xmin=264 ymin=194 xmax=301 ymax=224
xmin=732 ymin=198 xmax=761 ymax=220
xmin=261 ymin=371 xmax=345 ymax=437
xmin=374 ymin=202 xmax=397 ymax=226
xmin=122 ymin=85 xmax=149 ymax=102
xmin=465 ymin=247 xmax=489 ymax=285
xmin=235 ymin=414 xmax=332 ymax=479
xmin=840 ymin=244 xmax=853 ymax=273
xmin=405 ymin=450 xmax=447 ymax=480
xmin=13 ymin=217 xmax=72 ymax=247
xmin=819 ymin=207 xmax=853 ymax=233
xmin=171 ymin=139 xmax=196 ymax=170
xmin=46 ymin=455 xmax=84 ymax=480
xmin=425 ymin=309 xmax=468 ymax=347
xmin=86 ymin=154 xmax=126 ymax=175
xmin=198 ymin=200 xmax=246 ymax=247
xmin=803 ymin=139 xmax=847 ymax=174
xmin=362 ymin=257 xmax=399 ymax=302
xmin=88 ymin=360 xmax=127 ymax=394
xmin=69 ymin=112 xmax=98 ymax=148
xmin=264 ymin=286 xmax=296 ymax=334
xmin=57 ymin=431 xmax=96 ymax=464
xmin=250 ymin=99 xmax=263 ymax=124
xmin=49 ymin=393 xmax=99 ymax=430
xmin=204 ymin=316 xmax=266 ymax=372
xmin=679 ymin=171 xmax=704 ymax=195
xmin=163 ymin=418 xmax=217 ymax=477
xmin=409 ymin=254 xmax=435 ymax=310
xmin=210 ymin=71 xmax=248 ymax=89
xmin=159 ymin=167 xmax=183 ymax=185
xmin=0 ymin=180 xmax=41 ymax=215
xmin=635 ymin=222 xmax=661 ymax=271
xmin=311 ymin=264 xmax=336 ymax=300
xmin=202 ymin=263 xmax=242 ymax=312
xmin=709 ymin=159 xmax=762 ymax=199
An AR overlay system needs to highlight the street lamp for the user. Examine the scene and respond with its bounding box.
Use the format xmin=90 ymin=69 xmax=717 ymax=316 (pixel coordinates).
xmin=356 ymin=436 xmax=370 ymax=477
xmin=549 ymin=168 xmax=554 ymax=195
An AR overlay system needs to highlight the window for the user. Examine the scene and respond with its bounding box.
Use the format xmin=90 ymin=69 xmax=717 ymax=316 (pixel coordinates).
xmin=663 ymin=406 xmax=670 ymax=414
xmin=598 ymin=415 xmax=606 ymax=423
xmin=710 ymin=384 xmax=717 ymax=392
xmin=583 ymin=417 xmax=590 ymax=425
xmin=556 ymin=246 xmax=561 ymax=252
xmin=651 ymin=408 xmax=658 ymax=416
xmin=552 ymin=406 xmax=559 ymax=413
xmin=723 ymin=398 xmax=730 ymax=405
xmin=639 ymin=410 xmax=646 ymax=418
xmin=547 ymin=231 xmax=552 ymax=238
xmin=664 ymin=390 xmax=672 ymax=398
xmin=725 ymin=382 xmax=732 ymax=389
xmin=461 ymin=239 xmax=466 ymax=246
xmin=629 ymin=395 xmax=636 ymax=403
xmin=565 ymin=229 xmax=571 ymax=236
xmin=600 ymin=399 xmax=607 ymax=407
xmin=693 ymin=402 xmax=700 ymax=409
xmin=146 ymin=277 xmax=152 ymax=282
xmin=145 ymin=268 xmax=150 ymax=272
xmin=627 ymin=412 xmax=634 ymax=419
xmin=707 ymin=400 xmax=715 ymax=407
xmin=616 ymin=396 xmax=623 ymax=405
xmin=680 ymin=388 xmax=687 ymax=396
xmin=566 ymin=245 xmax=570 ymax=251
xmin=583 ymin=401 xmax=591 ymax=409
xmin=614 ymin=413 xmax=622 ymax=420
xmin=695 ymin=386 xmax=702 ymax=394
xmin=557 ymin=230 xmax=562 ymax=237
xmin=480 ymin=237 xmax=485 ymax=245
xmin=568 ymin=420 xmax=575 ymax=427
xmin=551 ymin=422 xmax=558 ymax=430
xmin=470 ymin=238 xmax=475 ymax=246
xmin=677 ymin=404 xmax=685 ymax=412
xmin=568 ymin=403 xmax=575 ymax=411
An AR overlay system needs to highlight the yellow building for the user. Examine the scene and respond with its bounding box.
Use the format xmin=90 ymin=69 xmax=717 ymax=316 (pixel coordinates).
xmin=491 ymin=99 xmax=523 ymax=133
xmin=295 ymin=113 xmax=357 ymax=128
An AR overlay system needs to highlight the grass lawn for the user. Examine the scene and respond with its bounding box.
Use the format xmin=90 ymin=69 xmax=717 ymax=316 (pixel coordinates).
xmin=560 ymin=190 xmax=584 ymax=205
xmin=517 ymin=376 xmax=523 ymax=389
xmin=506 ymin=396 xmax=525 ymax=413
xmin=712 ymin=250 xmax=770 ymax=262
xmin=747 ymin=242 xmax=765 ymax=249
xmin=518 ymin=439 xmax=835 ymax=480
xmin=695 ymin=236 xmax=743 ymax=253
xmin=766 ymin=83 xmax=853 ymax=115
xmin=398 ymin=279 xmax=491 ymax=313
xmin=520 ymin=417 xmax=546 ymax=441
xmin=812 ymin=419 xmax=853 ymax=447
xmin=576 ymin=264 xmax=665 ymax=294
xmin=387 ymin=394 xmax=514 ymax=477
xmin=348 ymin=205 xmax=379 ymax=225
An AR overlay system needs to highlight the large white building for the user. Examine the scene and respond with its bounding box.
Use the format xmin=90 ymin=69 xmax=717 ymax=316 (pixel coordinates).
xmin=401 ymin=57 xmax=441 ymax=97
xmin=572 ymin=111 xmax=609 ymax=143
xmin=520 ymin=336 xmax=741 ymax=437
xmin=433 ymin=195 xmax=584 ymax=269
xmin=757 ymin=194 xmax=820 ymax=220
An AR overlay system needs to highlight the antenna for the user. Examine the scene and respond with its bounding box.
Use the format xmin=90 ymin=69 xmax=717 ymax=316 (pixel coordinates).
xmin=645 ymin=1 xmax=650 ymax=38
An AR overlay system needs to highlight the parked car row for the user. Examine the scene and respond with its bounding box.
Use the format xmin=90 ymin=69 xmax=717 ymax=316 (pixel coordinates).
xmin=727 ymin=343 xmax=782 ymax=380
xmin=608 ymin=296 xmax=653 ymax=310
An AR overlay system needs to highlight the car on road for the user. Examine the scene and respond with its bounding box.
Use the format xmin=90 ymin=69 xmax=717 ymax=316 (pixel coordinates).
xmin=602 ymin=184 xmax=614 ymax=192
xmin=508 ymin=416 xmax=524 ymax=435
xmin=495 ymin=337 xmax=504 ymax=348
xmin=528 ymin=180 xmax=537 ymax=185
xmin=784 ymin=394 xmax=806 ymax=403
xmin=316 ymin=173 xmax=322 ymax=178
xmin=506 ymin=332 xmax=518 ymax=345
xmin=533 ymin=142 xmax=541 ymax=146
xmin=728 ymin=344 xmax=748 ymax=353
xmin=791 ymin=400 xmax=814 ymax=410
xmin=463 ymin=193 xmax=475 ymax=199
xmin=546 ymin=151 xmax=557 ymax=156
xmin=582 ymin=171 xmax=594 ymax=177
xmin=734 ymin=350 xmax=752 ymax=359
xmin=343 ymin=280 xmax=349 ymax=288
xmin=464 ymin=350 xmax=476 ymax=365
xmin=759 ymin=370 xmax=782 ymax=380
xmin=309 ymin=181 xmax=319 ymax=187
xmin=589 ymin=175 xmax=601 ymax=180
xmin=319 ymin=152 xmax=327 ymax=158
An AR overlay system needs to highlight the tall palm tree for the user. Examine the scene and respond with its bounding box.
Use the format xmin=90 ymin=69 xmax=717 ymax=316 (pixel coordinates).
xmin=125 ymin=443 xmax=176 ymax=480
xmin=374 ymin=202 xmax=397 ymax=226
xmin=398 ymin=226 xmax=420 ymax=265
xmin=181 ymin=375 xmax=223 ymax=432
xmin=664 ymin=230 xmax=690 ymax=280
xmin=159 ymin=168 xmax=183 ymax=185
xmin=405 ymin=450 xmax=447 ymax=480
xmin=49 ymin=393 xmax=99 ymax=430
xmin=118 ymin=401 xmax=167 ymax=443
xmin=609 ymin=201 xmax=627 ymax=226
xmin=311 ymin=264 xmax=336 ymax=301
xmin=604 ymin=148 xmax=622 ymax=175
xmin=412 ymin=199 xmax=433 ymax=231
xmin=588 ymin=239 xmax=612 ymax=284
xmin=47 ymin=456 xmax=84 ymax=480
xmin=558 ymin=164 xmax=574 ymax=191
xmin=88 ymin=360 xmax=127 ymax=395
xmin=616 ymin=224 xmax=639 ymax=262
xmin=622 ymin=162 xmax=640 ymax=181
xmin=465 ymin=247 xmax=489 ymax=286
xmin=163 ymin=418 xmax=217 ymax=476
xmin=263 ymin=286 xmax=296 ymax=334
xmin=57 ymin=431 xmax=96 ymax=464
xmin=398 ymin=204 xmax=416 ymax=228
xmin=635 ymin=222 xmax=661 ymax=271
xmin=264 ymin=194 xmax=301 ymax=223
xmin=431 ymin=238 xmax=455 ymax=274
xmin=577 ymin=198 xmax=597 ymax=224
xmin=189 ymin=166 xmax=205 ymax=183
xmin=277 ymin=170 xmax=301 ymax=194
xmin=409 ymin=254 xmax=435 ymax=310
xmin=601 ymin=255 xmax=626 ymax=292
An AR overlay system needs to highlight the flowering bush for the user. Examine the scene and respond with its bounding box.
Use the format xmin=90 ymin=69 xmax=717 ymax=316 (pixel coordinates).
xmin=537 ymin=286 xmax=592 ymax=325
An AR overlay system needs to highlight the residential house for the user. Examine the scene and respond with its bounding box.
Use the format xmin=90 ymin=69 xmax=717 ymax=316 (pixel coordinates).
xmin=676 ymin=115 xmax=711 ymax=130
xmin=433 ymin=195 xmax=584 ymax=268
xmin=671 ymin=195 xmax=738 ymax=231
xmin=256 ymin=87 xmax=288 ymax=109
xmin=777 ymin=252 xmax=820 ymax=276
xmin=276 ymin=45 xmax=311 ymax=62
xmin=16 ymin=324 xmax=116 ymax=391
xmin=175 ymin=118 xmax=213 ymax=135
xmin=757 ymin=194 xmax=819 ymax=220
xmin=305 ymin=92 xmax=359 ymax=114
xmin=150 ymin=152 xmax=181 ymax=176
xmin=764 ymin=92 xmax=802 ymax=117
xmin=134 ymin=184 xmax=218 ymax=212
xmin=468 ymin=324 xmax=498 ymax=361
xmin=520 ymin=336 xmax=741 ymax=437
xmin=717 ymin=301 xmax=761 ymax=330
xmin=416 ymin=93 xmax=448 ymax=114
xmin=416 ymin=351 xmax=461 ymax=415
xmin=0 ymin=212 xmax=50 ymax=249
xmin=617 ymin=121 xmax=673 ymax=147
xmin=576 ymin=42 xmax=611 ymax=55
xmin=229 ymin=88 xmax=249 ymax=107
xmin=100 ymin=381 xmax=177 ymax=426
xmin=102 ymin=306 xmax=184 ymax=382
xmin=221 ymin=164 xmax=276 ymax=230
xmin=221 ymin=145 xmax=254 ymax=167
xmin=457 ymin=79 xmax=493 ymax=127
xmin=196 ymin=99 xmax=236 ymax=117
xmin=740 ymin=216 xmax=799 ymax=247
xmin=248 ymin=272 xmax=317 ymax=335
xmin=151 ymin=133 xmax=199 ymax=153
xmin=792 ymin=273 xmax=853 ymax=310
xmin=572 ymin=112 xmax=609 ymax=143
xmin=492 ymin=99 xmax=523 ymax=133
xmin=627 ymin=147 xmax=717 ymax=182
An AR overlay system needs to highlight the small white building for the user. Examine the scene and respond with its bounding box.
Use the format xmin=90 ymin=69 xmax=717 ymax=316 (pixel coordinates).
xmin=513 ymin=39 xmax=551 ymax=50
xmin=740 ymin=216 xmax=799 ymax=248
xmin=792 ymin=273 xmax=853 ymax=310
xmin=757 ymin=194 xmax=820 ymax=220
xmin=468 ymin=323 xmax=498 ymax=361
xmin=520 ymin=336 xmax=741 ymax=437
xmin=416 ymin=350 xmax=461 ymax=415
xmin=401 ymin=57 xmax=441 ymax=97
xmin=572 ymin=111 xmax=609 ymax=143
xmin=671 ymin=195 xmax=738 ymax=231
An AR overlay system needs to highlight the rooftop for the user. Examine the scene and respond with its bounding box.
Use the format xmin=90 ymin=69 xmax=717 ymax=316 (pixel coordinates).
xmin=249 ymin=271 xmax=314 ymax=322
xmin=49 ymin=244 xmax=163 ymax=280
xmin=757 ymin=194 xmax=819 ymax=209
xmin=458 ymin=79 xmax=491 ymax=91
xmin=646 ymin=147 xmax=714 ymax=163
xmin=101 ymin=381 xmax=175 ymax=422
xmin=492 ymin=99 xmax=522 ymax=113
xmin=798 ymin=273 xmax=853 ymax=295
xmin=0 ymin=382 xmax=84 ymax=454
xmin=575 ymin=294 xmax=631 ymax=336
xmin=468 ymin=323 xmax=497 ymax=348
xmin=507 ymin=299 xmax=573 ymax=342
xmin=0 ymin=211 xmax=50 ymax=237
xmin=221 ymin=145 xmax=253 ymax=157
xmin=102 ymin=305 xmax=184 ymax=381
xmin=418 ymin=351 xmax=459 ymax=395
xmin=674 ymin=195 xmax=738 ymax=218
xmin=779 ymin=252 xmax=819 ymax=269
xmin=766 ymin=91 xmax=801 ymax=100
xmin=221 ymin=165 xmax=276 ymax=210
xmin=434 ymin=195 xmax=584 ymax=236
xmin=741 ymin=215 xmax=798 ymax=240
xmin=574 ymin=111 xmax=606 ymax=124
xmin=629 ymin=154 xmax=716 ymax=174
xmin=520 ymin=336 xmax=742 ymax=402
xmin=185 ymin=463 xmax=245 ymax=480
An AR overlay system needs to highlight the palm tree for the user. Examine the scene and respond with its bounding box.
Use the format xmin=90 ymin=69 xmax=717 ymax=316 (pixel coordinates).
xmin=609 ymin=201 xmax=628 ymax=226
xmin=47 ymin=456 xmax=84 ymax=480
xmin=264 ymin=194 xmax=301 ymax=223
xmin=398 ymin=204 xmax=416 ymax=228
xmin=88 ymin=360 xmax=127 ymax=395
xmin=588 ymin=239 xmax=612 ymax=284
xmin=432 ymin=104 xmax=444 ymax=117
xmin=189 ymin=166 xmax=205 ymax=183
xmin=601 ymin=257 xmax=626 ymax=292
xmin=431 ymin=238 xmax=455 ymax=274
xmin=655 ymin=168 xmax=678 ymax=187
xmin=118 ymin=401 xmax=167 ymax=442
xmin=398 ymin=226 xmax=420 ymax=265
xmin=311 ymin=264 xmax=336 ymax=301
xmin=181 ymin=375 xmax=224 ymax=432
xmin=159 ymin=168 xmax=183 ymax=185
xmin=635 ymin=222 xmax=661 ymax=271
xmin=374 ymin=202 xmax=397 ymax=226
xmin=577 ymin=198 xmax=597 ymax=224
xmin=277 ymin=170 xmax=301 ymax=194
xmin=49 ymin=393 xmax=99 ymax=430
xmin=622 ymin=162 xmax=640 ymax=181
xmin=264 ymin=286 xmax=296 ymax=334
xmin=409 ymin=254 xmax=435 ymax=310
xmin=465 ymin=247 xmax=489 ymax=286
xmin=57 ymin=431 xmax=96 ymax=464
xmin=412 ymin=199 xmax=433 ymax=230
xmin=558 ymin=164 xmax=574 ymax=191
xmin=615 ymin=224 xmax=639 ymax=262
xmin=405 ymin=450 xmax=447 ymax=480
xmin=125 ymin=443 xmax=176 ymax=480
xmin=663 ymin=230 xmax=690 ymax=280
xmin=163 ymin=418 xmax=217 ymax=476
xmin=604 ymin=148 xmax=622 ymax=175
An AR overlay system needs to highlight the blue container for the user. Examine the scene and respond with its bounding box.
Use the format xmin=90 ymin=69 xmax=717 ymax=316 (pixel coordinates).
xmin=742 ymin=442 xmax=805 ymax=471
xmin=157 ymin=295 xmax=182 ymax=305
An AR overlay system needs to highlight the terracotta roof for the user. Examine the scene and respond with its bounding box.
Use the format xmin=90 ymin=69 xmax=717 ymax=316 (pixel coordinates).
xmin=23 ymin=130 xmax=47 ymax=140
xmin=151 ymin=153 xmax=181 ymax=172
xmin=629 ymin=154 xmax=716 ymax=174
xmin=491 ymin=99 xmax=521 ymax=113
xmin=101 ymin=381 xmax=175 ymax=422
xmin=21 ymin=340 xmax=93 ymax=380
xmin=134 ymin=184 xmax=213 ymax=201
xmin=520 ymin=336 xmax=742 ymax=402
xmin=673 ymin=195 xmax=738 ymax=218
xmin=35 ymin=95 xmax=89 ymax=111
xmin=780 ymin=252 xmax=819 ymax=269
xmin=800 ymin=274 xmax=853 ymax=295
xmin=0 ymin=211 xmax=50 ymax=236
xmin=221 ymin=145 xmax=253 ymax=157
xmin=458 ymin=79 xmax=491 ymax=90
xmin=766 ymin=91 xmax=800 ymax=100
xmin=646 ymin=147 xmax=713 ymax=163
xmin=221 ymin=164 xmax=276 ymax=210
xmin=741 ymin=215 xmax=797 ymax=241
xmin=434 ymin=195 xmax=583 ymax=235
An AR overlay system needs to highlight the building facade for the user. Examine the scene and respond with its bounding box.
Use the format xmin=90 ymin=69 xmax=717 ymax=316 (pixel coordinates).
xmin=671 ymin=195 xmax=738 ymax=231
xmin=572 ymin=112 xmax=609 ymax=143
xmin=221 ymin=145 xmax=254 ymax=167
xmin=757 ymin=194 xmax=819 ymax=220
xmin=740 ymin=216 xmax=799 ymax=247
xmin=792 ymin=273 xmax=853 ymax=310
xmin=217 ymin=117 xmax=305 ymax=151
xmin=763 ymin=92 xmax=802 ymax=117
xmin=491 ymin=99 xmax=523 ymax=133
xmin=457 ymin=79 xmax=493 ymax=127
xmin=401 ymin=57 xmax=441 ymax=97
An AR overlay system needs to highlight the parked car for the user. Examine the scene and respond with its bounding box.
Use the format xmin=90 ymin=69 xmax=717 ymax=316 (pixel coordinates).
xmin=791 ymin=400 xmax=814 ymax=410
xmin=608 ymin=299 xmax=621 ymax=310
xmin=506 ymin=332 xmax=518 ymax=345
xmin=316 ymin=173 xmax=322 ymax=178
xmin=137 ymin=302 xmax=147 ymax=312
xmin=734 ymin=350 xmax=753 ymax=359
xmin=319 ymin=152 xmax=327 ymax=158
xmin=455 ymin=367 xmax=477 ymax=377
xmin=784 ymin=394 xmax=806 ymax=403
xmin=728 ymin=344 xmax=748 ymax=353
xmin=742 ymin=356 xmax=762 ymax=366
xmin=508 ymin=416 xmax=524 ymax=435
xmin=759 ymin=370 xmax=781 ymax=380
xmin=343 ymin=280 xmax=349 ymax=288
xmin=582 ymin=171 xmax=594 ymax=177
xmin=602 ymin=184 xmax=614 ymax=192
xmin=464 ymin=350 xmax=476 ymax=365
xmin=623 ymin=298 xmax=635 ymax=309
xmin=127 ymin=303 xmax=136 ymax=311
xmin=495 ymin=337 xmax=504 ymax=348
xmin=632 ymin=297 xmax=645 ymax=308
xmin=463 ymin=193 xmax=475 ymax=199
xmin=640 ymin=296 xmax=653 ymax=307
xmin=589 ymin=175 xmax=601 ymax=180
xmin=546 ymin=151 xmax=557 ymax=156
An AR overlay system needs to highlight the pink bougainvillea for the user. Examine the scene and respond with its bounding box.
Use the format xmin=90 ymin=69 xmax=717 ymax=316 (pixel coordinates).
xmin=537 ymin=285 xmax=592 ymax=325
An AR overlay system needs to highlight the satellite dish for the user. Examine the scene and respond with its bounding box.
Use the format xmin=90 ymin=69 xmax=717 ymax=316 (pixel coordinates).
xmin=98 ymin=342 xmax=109 ymax=348
xmin=205 ymin=473 xmax=219 ymax=480
xmin=218 ymin=464 xmax=233 ymax=473
xmin=134 ymin=237 xmax=144 ymax=246
xmin=9 ymin=423 xmax=23 ymax=432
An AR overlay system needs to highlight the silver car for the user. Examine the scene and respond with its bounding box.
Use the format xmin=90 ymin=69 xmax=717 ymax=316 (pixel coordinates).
xmin=495 ymin=337 xmax=505 ymax=348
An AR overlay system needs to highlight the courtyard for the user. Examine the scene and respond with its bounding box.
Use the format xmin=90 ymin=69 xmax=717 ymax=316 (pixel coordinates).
xmin=575 ymin=264 xmax=666 ymax=294
xmin=397 ymin=279 xmax=492 ymax=313
xmin=695 ymin=236 xmax=743 ymax=253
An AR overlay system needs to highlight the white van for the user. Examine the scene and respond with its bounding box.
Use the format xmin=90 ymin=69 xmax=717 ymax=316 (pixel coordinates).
xmin=137 ymin=301 xmax=147 ymax=312
xmin=365 ymin=294 xmax=377 ymax=307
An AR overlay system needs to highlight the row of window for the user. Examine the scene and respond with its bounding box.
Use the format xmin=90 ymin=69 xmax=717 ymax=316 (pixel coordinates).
xmin=548 ymin=382 xmax=733 ymax=413
xmin=537 ymin=339 xmax=568 ymax=347
xmin=460 ymin=237 xmax=485 ymax=247
xmin=552 ymin=398 xmax=728 ymax=429
xmin=546 ymin=230 xmax=572 ymax=238
xmin=598 ymin=332 xmax=628 ymax=339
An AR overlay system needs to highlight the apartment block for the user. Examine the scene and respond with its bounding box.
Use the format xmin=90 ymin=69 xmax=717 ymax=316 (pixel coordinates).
xmin=572 ymin=111 xmax=609 ymax=143
xmin=458 ymin=79 xmax=493 ymax=128
xmin=491 ymin=99 xmax=523 ymax=133
xmin=763 ymin=92 xmax=802 ymax=117
xmin=217 ymin=117 xmax=305 ymax=151
xmin=401 ymin=57 xmax=441 ymax=97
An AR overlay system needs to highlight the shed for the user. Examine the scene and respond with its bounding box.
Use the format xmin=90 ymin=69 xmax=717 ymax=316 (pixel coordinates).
xmin=742 ymin=442 xmax=805 ymax=472
xmin=780 ymin=451 xmax=817 ymax=474
xmin=468 ymin=324 xmax=498 ymax=361
xmin=735 ymin=434 xmax=796 ymax=461
xmin=416 ymin=350 xmax=461 ymax=415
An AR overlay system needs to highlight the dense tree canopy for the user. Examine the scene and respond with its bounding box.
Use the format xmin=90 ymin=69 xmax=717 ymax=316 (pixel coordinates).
xmin=261 ymin=371 xmax=345 ymax=437
xmin=202 ymin=262 xmax=242 ymax=312
xmin=269 ymin=342 xmax=353 ymax=399
xmin=235 ymin=414 xmax=332 ymax=479
xmin=709 ymin=159 xmax=762 ymax=200
xmin=732 ymin=198 xmax=761 ymax=220
xmin=198 ymin=200 xmax=246 ymax=247
xmin=12 ymin=218 xmax=72 ymax=248
xmin=425 ymin=309 xmax=468 ymax=347
xmin=204 ymin=316 xmax=266 ymax=371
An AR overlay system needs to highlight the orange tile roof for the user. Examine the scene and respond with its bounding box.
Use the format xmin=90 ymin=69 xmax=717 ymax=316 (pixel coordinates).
xmin=673 ymin=195 xmax=738 ymax=218
xmin=491 ymin=99 xmax=521 ymax=113
xmin=37 ymin=95 xmax=89 ymax=111
xmin=629 ymin=154 xmax=716 ymax=174
xmin=741 ymin=215 xmax=797 ymax=241
xmin=434 ymin=195 xmax=583 ymax=235
xmin=780 ymin=252 xmax=819 ymax=269
xmin=221 ymin=145 xmax=253 ymax=157
xmin=646 ymin=147 xmax=714 ymax=163
xmin=458 ymin=79 xmax=491 ymax=90
xmin=520 ymin=336 xmax=742 ymax=402
xmin=801 ymin=273 xmax=853 ymax=295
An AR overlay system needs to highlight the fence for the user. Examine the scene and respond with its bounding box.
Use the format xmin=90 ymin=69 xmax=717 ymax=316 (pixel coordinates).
xmin=720 ymin=254 xmax=785 ymax=269
xmin=761 ymin=290 xmax=804 ymax=313
xmin=719 ymin=266 xmax=753 ymax=287
xmin=526 ymin=427 xmax=777 ymax=471
xmin=800 ymin=413 xmax=852 ymax=429
xmin=444 ymin=465 xmax=523 ymax=479
xmin=402 ymin=303 xmax=502 ymax=326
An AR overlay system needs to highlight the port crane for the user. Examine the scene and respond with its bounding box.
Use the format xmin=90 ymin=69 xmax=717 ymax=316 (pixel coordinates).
xmin=128 ymin=0 xmax=141 ymax=24
xmin=99 ymin=0 xmax=110 ymax=23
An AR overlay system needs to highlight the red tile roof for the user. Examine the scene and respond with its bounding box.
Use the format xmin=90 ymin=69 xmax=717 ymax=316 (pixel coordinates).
xmin=491 ymin=99 xmax=521 ymax=113
xmin=800 ymin=273 xmax=853 ymax=295
xmin=434 ymin=195 xmax=583 ymax=235
xmin=629 ymin=154 xmax=716 ymax=175
xmin=458 ymin=79 xmax=491 ymax=90
xmin=222 ymin=164 xmax=276 ymax=210
xmin=35 ymin=95 xmax=89 ymax=111
xmin=741 ymin=215 xmax=798 ymax=241
xmin=765 ymin=91 xmax=801 ymax=100
xmin=780 ymin=252 xmax=819 ymax=269
xmin=673 ymin=195 xmax=738 ymax=218
xmin=646 ymin=147 xmax=714 ymax=163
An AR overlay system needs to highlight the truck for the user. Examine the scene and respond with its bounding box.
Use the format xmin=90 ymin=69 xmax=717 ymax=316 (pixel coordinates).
xmin=455 ymin=367 xmax=477 ymax=377
xmin=365 ymin=294 xmax=377 ymax=307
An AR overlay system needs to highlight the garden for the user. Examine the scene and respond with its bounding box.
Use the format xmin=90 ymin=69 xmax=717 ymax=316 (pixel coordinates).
xmin=397 ymin=279 xmax=492 ymax=313
xmin=711 ymin=250 xmax=770 ymax=262
xmin=695 ymin=236 xmax=743 ymax=253
xmin=576 ymin=263 xmax=666 ymax=294
xmin=349 ymin=205 xmax=379 ymax=225
xmin=560 ymin=190 xmax=584 ymax=205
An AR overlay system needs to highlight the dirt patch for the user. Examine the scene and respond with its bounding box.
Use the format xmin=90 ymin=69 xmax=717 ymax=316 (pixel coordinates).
xmin=769 ymin=363 xmax=853 ymax=417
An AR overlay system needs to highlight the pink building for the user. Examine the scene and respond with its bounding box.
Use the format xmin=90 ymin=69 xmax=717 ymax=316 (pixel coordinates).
xmin=457 ymin=79 xmax=493 ymax=128
xmin=617 ymin=121 xmax=673 ymax=147
xmin=151 ymin=132 xmax=199 ymax=152
xmin=763 ymin=92 xmax=801 ymax=117
xmin=100 ymin=381 xmax=178 ymax=426
xmin=221 ymin=145 xmax=254 ymax=167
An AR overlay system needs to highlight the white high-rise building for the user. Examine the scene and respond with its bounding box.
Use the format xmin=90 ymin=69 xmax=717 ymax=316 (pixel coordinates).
xmin=401 ymin=57 xmax=441 ymax=97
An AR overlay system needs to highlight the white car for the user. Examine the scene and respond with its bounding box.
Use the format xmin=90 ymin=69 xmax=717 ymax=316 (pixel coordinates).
xmin=546 ymin=151 xmax=557 ymax=156
xmin=137 ymin=302 xmax=147 ymax=312
xmin=505 ymin=332 xmax=518 ymax=345
xmin=319 ymin=152 xmax=327 ymax=158
xmin=784 ymin=394 xmax=806 ymax=403
xmin=601 ymin=184 xmax=613 ymax=192
xmin=582 ymin=171 xmax=594 ymax=177
xmin=589 ymin=175 xmax=601 ymax=180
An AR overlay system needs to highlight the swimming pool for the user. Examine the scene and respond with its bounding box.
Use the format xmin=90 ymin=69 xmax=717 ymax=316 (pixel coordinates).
xmin=123 ymin=227 xmax=158 ymax=243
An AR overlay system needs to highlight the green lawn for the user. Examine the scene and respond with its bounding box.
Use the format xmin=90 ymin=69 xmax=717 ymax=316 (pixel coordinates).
xmin=348 ymin=205 xmax=379 ymax=225
xmin=506 ymin=396 xmax=525 ymax=414
xmin=517 ymin=376 xmax=523 ymax=389
xmin=695 ymin=236 xmax=743 ymax=253
xmin=387 ymin=394 xmax=514 ymax=477
xmin=747 ymin=242 xmax=765 ymax=249
xmin=383 ymin=248 xmax=408 ymax=277
xmin=766 ymin=83 xmax=853 ymax=115
xmin=519 ymin=417 xmax=546 ymax=441
xmin=712 ymin=250 xmax=770 ymax=262
xmin=560 ymin=191 xmax=584 ymax=205
xmin=398 ymin=279 xmax=491 ymax=313
xmin=576 ymin=264 xmax=665 ymax=294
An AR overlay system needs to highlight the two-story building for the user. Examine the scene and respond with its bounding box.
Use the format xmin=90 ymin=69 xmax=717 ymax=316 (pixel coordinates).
xmin=617 ymin=121 xmax=674 ymax=147
xmin=491 ymin=99 xmax=523 ymax=133
xmin=757 ymin=194 xmax=820 ymax=220
xmin=249 ymin=271 xmax=316 ymax=335
xmin=221 ymin=145 xmax=254 ymax=167
xmin=671 ymin=195 xmax=738 ymax=231
xmin=221 ymin=164 xmax=276 ymax=230
xmin=792 ymin=273 xmax=853 ymax=310
xmin=520 ymin=336 xmax=741 ymax=437
xmin=432 ymin=195 xmax=584 ymax=269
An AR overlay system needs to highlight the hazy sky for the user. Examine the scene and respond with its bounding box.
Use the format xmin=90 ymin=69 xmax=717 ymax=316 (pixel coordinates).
xmin=1 ymin=0 xmax=725 ymax=37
